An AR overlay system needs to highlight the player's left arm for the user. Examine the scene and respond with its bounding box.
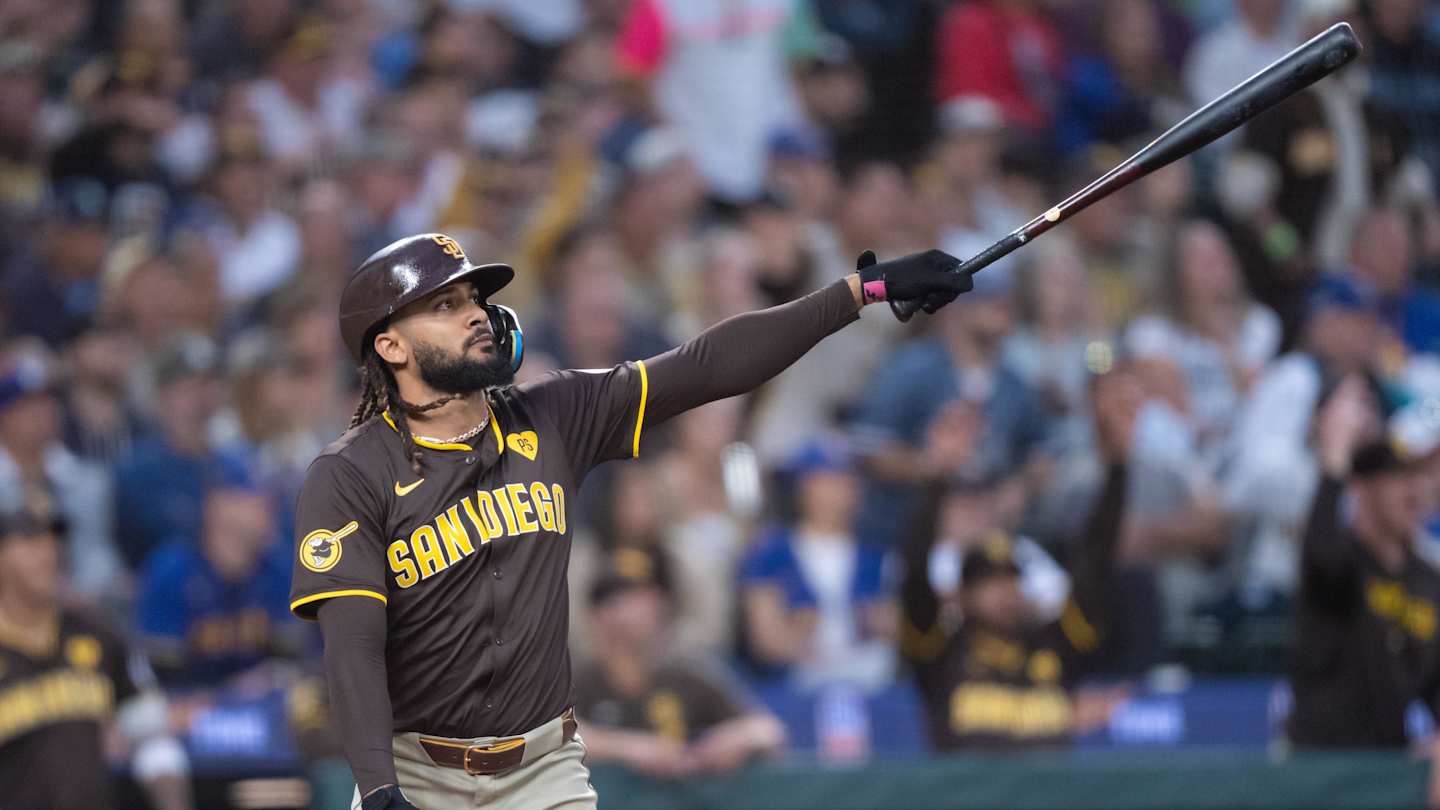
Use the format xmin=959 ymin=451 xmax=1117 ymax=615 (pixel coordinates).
xmin=642 ymin=250 xmax=970 ymax=425
xmin=1053 ymin=372 xmax=1138 ymax=669
xmin=520 ymin=250 xmax=969 ymax=474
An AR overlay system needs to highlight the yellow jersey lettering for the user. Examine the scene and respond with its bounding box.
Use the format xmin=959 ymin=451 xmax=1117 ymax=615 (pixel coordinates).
xmin=530 ymin=482 xmax=555 ymax=531
xmin=645 ymin=691 xmax=688 ymax=744
xmin=506 ymin=483 xmax=539 ymax=534
xmin=436 ymin=505 xmax=476 ymax=563
xmin=461 ymin=496 xmax=492 ymax=544
xmin=492 ymin=486 xmax=520 ymax=536
xmin=470 ymin=492 xmax=505 ymax=541
xmin=948 ymin=683 xmax=1072 ymax=739
xmin=552 ymin=483 xmax=566 ymax=535
xmin=388 ymin=539 xmax=419 ymax=588
xmin=411 ymin=525 xmax=447 ymax=579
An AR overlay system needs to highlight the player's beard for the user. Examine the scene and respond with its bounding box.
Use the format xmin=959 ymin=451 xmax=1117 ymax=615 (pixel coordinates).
xmin=412 ymin=338 xmax=514 ymax=394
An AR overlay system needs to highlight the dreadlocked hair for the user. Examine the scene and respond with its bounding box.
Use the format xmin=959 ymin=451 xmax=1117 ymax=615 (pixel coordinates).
xmin=350 ymin=349 xmax=462 ymax=476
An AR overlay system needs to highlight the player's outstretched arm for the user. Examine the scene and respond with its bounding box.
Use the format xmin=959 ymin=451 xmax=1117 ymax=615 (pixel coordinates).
xmin=642 ymin=250 xmax=970 ymax=425
xmin=317 ymin=598 xmax=418 ymax=809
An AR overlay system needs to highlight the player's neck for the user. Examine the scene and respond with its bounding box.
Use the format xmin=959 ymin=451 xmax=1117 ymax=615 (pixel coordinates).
xmin=0 ymin=592 xmax=59 ymax=656
xmin=399 ymin=389 xmax=492 ymax=442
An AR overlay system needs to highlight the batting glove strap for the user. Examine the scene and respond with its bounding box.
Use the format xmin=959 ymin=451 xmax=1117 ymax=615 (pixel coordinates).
xmin=361 ymin=786 xmax=420 ymax=810
xmin=855 ymin=249 xmax=972 ymax=307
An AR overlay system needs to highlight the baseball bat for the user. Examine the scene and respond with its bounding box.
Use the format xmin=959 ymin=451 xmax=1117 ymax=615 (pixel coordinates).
xmin=893 ymin=21 xmax=1362 ymax=321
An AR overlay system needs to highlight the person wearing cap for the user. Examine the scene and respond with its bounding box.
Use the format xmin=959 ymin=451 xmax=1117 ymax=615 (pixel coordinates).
xmin=112 ymin=334 xmax=252 ymax=571
xmin=1289 ymin=375 xmax=1440 ymax=801
xmin=738 ymin=437 xmax=895 ymax=691
xmin=572 ymin=548 xmax=784 ymax=779
xmin=137 ymin=466 xmax=298 ymax=688
xmin=2 ymin=177 xmax=112 ymax=347
xmin=896 ymin=371 xmax=1138 ymax=749
xmin=293 ymin=232 xmax=971 ymax=810
xmin=0 ymin=496 xmax=192 ymax=810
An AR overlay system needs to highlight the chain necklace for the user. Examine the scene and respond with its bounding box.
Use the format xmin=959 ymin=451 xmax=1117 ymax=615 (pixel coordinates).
xmin=412 ymin=411 xmax=490 ymax=445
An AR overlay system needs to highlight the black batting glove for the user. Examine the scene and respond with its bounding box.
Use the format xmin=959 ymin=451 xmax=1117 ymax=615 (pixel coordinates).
xmin=362 ymin=786 xmax=420 ymax=810
xmin=855 ymin=249 xmax=972 ymax=318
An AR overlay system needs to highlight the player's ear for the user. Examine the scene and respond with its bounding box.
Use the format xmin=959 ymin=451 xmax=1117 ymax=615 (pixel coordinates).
xmin=373 ymin=329 xmax=408 ymax=367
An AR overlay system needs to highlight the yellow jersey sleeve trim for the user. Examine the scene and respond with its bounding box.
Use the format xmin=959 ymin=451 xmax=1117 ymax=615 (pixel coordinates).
xmin=632 ymin=360 xmax=650 ymax=458
xmin=381 ymin=411 xmax=473 ymax=451
xmin=289 ymin=589 xmax=388 ymax=620
xmin=489 ymin=407 xmax=504 ymax=454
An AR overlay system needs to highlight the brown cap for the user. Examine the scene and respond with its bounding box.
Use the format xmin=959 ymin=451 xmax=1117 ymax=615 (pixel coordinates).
xmin=339 ymin=233 xmax=514 ymax=363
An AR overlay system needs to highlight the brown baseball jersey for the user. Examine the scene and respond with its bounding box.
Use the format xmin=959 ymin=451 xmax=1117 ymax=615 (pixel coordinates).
xmin=0 ymin=607 xmax=143 ymax=810
xmin=289 ymin=362 xmax=650 ymax=738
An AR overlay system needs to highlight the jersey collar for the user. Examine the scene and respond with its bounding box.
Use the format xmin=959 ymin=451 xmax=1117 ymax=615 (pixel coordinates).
xmin=381 ymin=406 xmax=506 ymax=456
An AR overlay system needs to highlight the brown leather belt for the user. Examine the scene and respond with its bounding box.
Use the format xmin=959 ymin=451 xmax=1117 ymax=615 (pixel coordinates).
xmin=419 ymin=709 xmax=578 ymax=775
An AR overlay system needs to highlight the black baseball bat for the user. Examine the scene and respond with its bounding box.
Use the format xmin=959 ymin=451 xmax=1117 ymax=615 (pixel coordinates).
xmin=894 ymin=21 xmax=1362 ymax=321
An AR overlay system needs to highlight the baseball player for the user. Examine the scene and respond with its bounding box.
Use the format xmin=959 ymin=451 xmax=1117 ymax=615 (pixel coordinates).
xmin=289 ymin=233 xmax=971 ymax=809
xmin=0 ymin=494 xmax=191 ymax=810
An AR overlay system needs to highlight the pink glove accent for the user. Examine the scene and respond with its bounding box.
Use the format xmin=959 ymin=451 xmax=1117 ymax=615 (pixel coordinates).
xmin=862 ymin=279 xmax=888 ymax=304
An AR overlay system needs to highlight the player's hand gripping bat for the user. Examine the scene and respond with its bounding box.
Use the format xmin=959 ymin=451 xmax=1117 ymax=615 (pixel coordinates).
xmin=891 ymin=22 xmax=1362 ymax=322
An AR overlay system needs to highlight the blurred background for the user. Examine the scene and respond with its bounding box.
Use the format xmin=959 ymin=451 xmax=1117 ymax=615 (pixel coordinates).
xmin=0 ymin=0 xmax=1439 ymax=808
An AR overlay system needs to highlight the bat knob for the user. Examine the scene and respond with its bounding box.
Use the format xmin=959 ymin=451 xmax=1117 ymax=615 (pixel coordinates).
xmin=889 ymin=298 xmax=922 ymax=323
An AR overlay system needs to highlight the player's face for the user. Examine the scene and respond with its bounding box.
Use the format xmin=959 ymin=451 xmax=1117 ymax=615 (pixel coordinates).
xmin=597 ymin=587 xmax=665 ymax=650
xmin=1359 ymin=472 xmax=1426 ymax=540
xmin=388 ymin=281 xmax=515 ymax=393
xmin=0 ymin=529 xmax=61 ymax=606
xmin=961 ymin=574 xmax=1028 ymax=635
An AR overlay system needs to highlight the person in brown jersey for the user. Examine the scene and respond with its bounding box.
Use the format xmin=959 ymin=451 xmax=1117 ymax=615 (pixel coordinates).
xmin=288 ymin=232 xmax=972 ymax=809
xmin=897 ymin=369 xmax=1140 ymax=750
xmin=0 ymin=495 xmax=192 ymax=810
xmin=1289 ymin=375 xmax=1440 ymax=808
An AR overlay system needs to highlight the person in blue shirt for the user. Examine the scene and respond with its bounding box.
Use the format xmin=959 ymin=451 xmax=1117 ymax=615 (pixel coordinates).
xmin=738 ymin=438 xmax=895 ymax=692
xmin=112 ymin=335 xmax=254 ymax=570
xmin=137 ymin=464 xmax=299 ymax=687
xmin=851 ymin=270 xmax=1048 ymax=548
xmin=1345 ymin=207 xmax=1440 ymax=356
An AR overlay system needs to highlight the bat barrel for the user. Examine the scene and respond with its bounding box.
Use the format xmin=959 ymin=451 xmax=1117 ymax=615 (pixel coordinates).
xmin=892 ymin=22 xmax=1361 ymax=322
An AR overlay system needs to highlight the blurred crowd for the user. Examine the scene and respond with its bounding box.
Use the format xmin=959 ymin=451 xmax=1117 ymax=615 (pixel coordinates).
xmin=2 ymin=0 xmax=1440 ymax=796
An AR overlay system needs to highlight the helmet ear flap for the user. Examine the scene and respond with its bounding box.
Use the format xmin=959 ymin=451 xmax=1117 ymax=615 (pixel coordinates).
xmin=484 ymin=304 xmax=524 ymax=375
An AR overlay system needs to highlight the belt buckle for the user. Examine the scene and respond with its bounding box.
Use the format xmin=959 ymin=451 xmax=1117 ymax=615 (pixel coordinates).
xmin=462 ymin=737 xmax=525 ymax=775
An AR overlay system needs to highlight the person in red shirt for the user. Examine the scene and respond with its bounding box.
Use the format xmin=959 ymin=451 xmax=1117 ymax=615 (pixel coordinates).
xmin=935 ymin=0 xmax=1065 ymax=133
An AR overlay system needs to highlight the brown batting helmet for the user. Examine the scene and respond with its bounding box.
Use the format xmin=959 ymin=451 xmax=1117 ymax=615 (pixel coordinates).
xmin=339 ymin=233 xmax=514 ymax=363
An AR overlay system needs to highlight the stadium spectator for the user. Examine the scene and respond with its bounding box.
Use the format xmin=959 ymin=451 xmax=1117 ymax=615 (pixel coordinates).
xmin=2 ymin=178 xmax=111 ymax=347
xmin=1183 ymin=0 xmax=1298 ymax=117
xmin=60 ymin=326 xmax=143 ymax=465
xmin=526 ymin=238 xmax=673 ymax=371
xmin=853 ymin=269 xmax=1047 ymax=548
xmin=111 ymin=335 xmax=248 ymax=570
xmin=1362 ymin=0 xmax=1440 ymax=180
xmin=1346 ymin=207 xmax=1440 ymax=356
xmin=765 ymin=127 xmax=841 ymax=224
xmin=137 ymin=470 xmax=296 ymax=687
xmin=616 ymin=0 xmax=808 ymax=202
xmin=897 ymin=368 xmax=1139 ymax=749
xmin=1056 ymin=0 xmax=1185 ymax=156
xmin=1223 ymin=274 xmax=1392 ymax=596
xmin=1126 ymin=220 xmax=1282 ymax=456
xmin=575 ymin=552 xmax=785 ymax=777
xmin=738 ymin=438 xmax=896 ymax=691
xmin=1003 ymin=237 xmax=1103 ymax=449
xmin=655 ymin=398 xmax=757 ymax=652
xmin=934 ymin=0 xmax=1065 ymax=134
xmin=0 ymin=348 xmax=117 ymax=599
xmin=193 ymin=139 xmax=302 ymax=307
xmin=0 ymin=495 xmax=191 ymax=810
